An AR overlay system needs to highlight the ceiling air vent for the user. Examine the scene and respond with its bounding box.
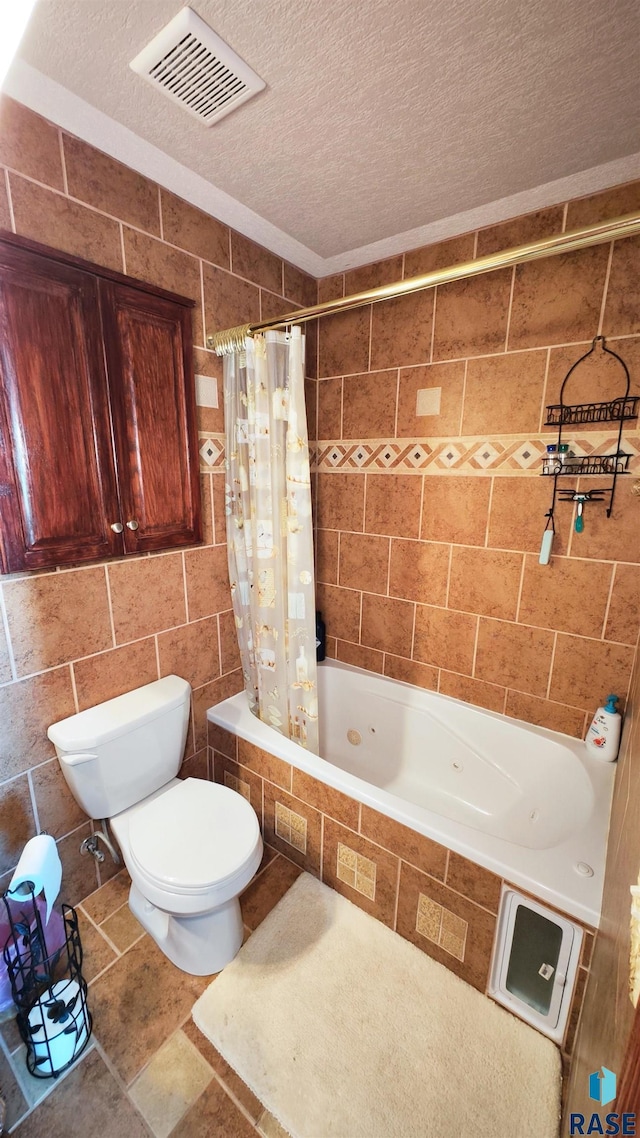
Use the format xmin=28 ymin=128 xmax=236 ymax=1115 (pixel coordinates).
xmin=130 ymin=6 xmax=265 ymax=126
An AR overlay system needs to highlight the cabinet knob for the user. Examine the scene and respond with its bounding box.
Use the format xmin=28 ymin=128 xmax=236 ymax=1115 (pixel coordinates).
xmin=110 ymin=521 xmax=124 ymax=533
xmin=126 ymin=519 xmax=139 ymax=531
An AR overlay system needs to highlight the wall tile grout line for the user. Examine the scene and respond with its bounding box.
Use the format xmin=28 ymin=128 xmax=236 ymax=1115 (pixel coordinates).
xmin=0 ymin=583 xmax=18 ymax=682
xmin=216 ymin=612 xmax=224 ymax=678
xmin=199 ymin=256 xmax=207 ymax=344
xmin=181 ymin=550 xmax=190 ymax=623
xmin=545 ymin=632 xmax=558 ymax=700
xmin=458 ymin=357 xmax=468 ymax=436
xmin=157 ymin=185 xmax=164 ymax=241
xmin=392 ymin=857 xmax=402 ymax=931
xmin=444 ymin=543 xmax=453 ymax=608
xmin=409 ymin=601 xmax=417 ymax=660
xmin=26 ymin=768 xmax=41 ymax=834
xmin=503 ymin=264 xmax=517 ymax=353
xmin=600 ymin=564 xmax=618 ymax=641
xmin=103 ymin=564 xmax=117 ymax=648
xmin=513 ymin=550 xmax=528 ymax=624
xmin=69 ymin=661 xmax=80 ymax=714
xmin=3 ymin=166 xmax=15 ymax=233
xmin=429 ymin=284 xmax=438 ymax=364
xmin=597 ymin=241 xmax=615 ymax=337
xmin=538 ymin=347 xmax=552 ymax=433
xmin=483 ymin=475 xmax=495 ymax=548
xmin=57 ymin=128 xmax=69 ymax=196
xmin=470 ymin=615 xmax=481 ymax=678
xmin=393 ymin=367 xmax=400 ymax=438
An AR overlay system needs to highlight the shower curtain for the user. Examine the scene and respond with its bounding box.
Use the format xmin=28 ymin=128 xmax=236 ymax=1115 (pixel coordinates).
xmin=223 ymin=327 xmax=319 ymax=753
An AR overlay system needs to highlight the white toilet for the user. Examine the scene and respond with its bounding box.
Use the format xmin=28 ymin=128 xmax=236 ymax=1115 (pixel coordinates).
xmin=47 ymin=675 xmax=262 ymax=975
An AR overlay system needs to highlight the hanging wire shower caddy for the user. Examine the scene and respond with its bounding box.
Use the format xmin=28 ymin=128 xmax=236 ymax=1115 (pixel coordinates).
xmin=541 ymin=336 xmax=638 ymax=519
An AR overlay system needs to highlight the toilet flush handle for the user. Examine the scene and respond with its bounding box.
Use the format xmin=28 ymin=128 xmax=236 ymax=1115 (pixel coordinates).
xmin=64 ymin=752 xmax=98 ymax=767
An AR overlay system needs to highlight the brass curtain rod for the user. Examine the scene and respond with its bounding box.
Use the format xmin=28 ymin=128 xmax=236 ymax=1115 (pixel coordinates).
xmin=207 ymin=211 xmax=640 ymax=355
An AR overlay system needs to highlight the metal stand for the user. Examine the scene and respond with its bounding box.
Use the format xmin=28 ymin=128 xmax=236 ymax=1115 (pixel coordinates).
xmin=2 ymin=887 xmax=92 ymax=1078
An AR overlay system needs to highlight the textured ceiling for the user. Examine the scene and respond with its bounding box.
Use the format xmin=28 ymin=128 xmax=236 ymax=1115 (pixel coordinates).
xmin=16 ymin=0 xmax=640 ymax=261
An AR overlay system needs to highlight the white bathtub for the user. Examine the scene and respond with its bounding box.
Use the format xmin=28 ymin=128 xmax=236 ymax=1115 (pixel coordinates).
xmin=207 ymin=660 xmax=615 ymax=926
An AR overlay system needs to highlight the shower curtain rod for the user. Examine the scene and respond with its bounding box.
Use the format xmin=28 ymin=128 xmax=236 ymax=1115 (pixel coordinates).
xmin=207 ymin=211 xmax=640 ymax=355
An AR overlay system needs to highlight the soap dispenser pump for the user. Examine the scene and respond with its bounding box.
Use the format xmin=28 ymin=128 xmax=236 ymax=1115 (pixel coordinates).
xmin=585 ymin=694 xmax=622 ymax=762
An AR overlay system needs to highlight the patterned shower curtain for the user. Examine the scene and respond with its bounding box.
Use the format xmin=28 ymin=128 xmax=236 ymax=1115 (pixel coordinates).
xmin=223 ymin=327 xmax=319 ymax=753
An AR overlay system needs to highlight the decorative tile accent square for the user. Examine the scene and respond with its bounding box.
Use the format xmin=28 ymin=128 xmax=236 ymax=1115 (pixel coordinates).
xmin=199 ymin=438 xmax=223 ymax=467
xmin=376 ymin=445 xmax=399 ymax=468
xmin=223 ymin=769 xmax=251 ymax=803
xmin=275 ymin=801 xmax=308 ymax=853
xmin=352 ymin=447 xmax=370 ymax=467
xmin=511 ymin=440 xmax=544 ymax=469
xmin=416 ymin=387 xmax=442 ymax=416
xmin=471 ymin=442 xmax=500 ymax=469
xmin=434 ymin=443 xmax=463 ymax=469
xmin=416 ymin=891 xmax=468 ymax=961
xmin=336 ymin=842 xmax=377 ymax=900
xmin=404 ymin=444 xmax=431 ymax=468
xmin=416 ymin=893 xmax=442 ymax=941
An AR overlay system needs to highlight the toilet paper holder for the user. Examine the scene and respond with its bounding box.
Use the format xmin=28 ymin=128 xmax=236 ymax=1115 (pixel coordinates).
xmin=2 ymin=885 xmax=92 ymax=1078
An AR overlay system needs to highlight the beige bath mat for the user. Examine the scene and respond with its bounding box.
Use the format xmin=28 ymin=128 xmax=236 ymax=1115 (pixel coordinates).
xmin=192 ymin=873 xmax=560 ymax=1138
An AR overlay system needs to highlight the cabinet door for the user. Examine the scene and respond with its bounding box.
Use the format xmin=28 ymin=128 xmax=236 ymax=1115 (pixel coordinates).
xmin=99 ymin=281 xmax=201 ymax=554
xmin=0 ymin=243 xmax=122 ymax=571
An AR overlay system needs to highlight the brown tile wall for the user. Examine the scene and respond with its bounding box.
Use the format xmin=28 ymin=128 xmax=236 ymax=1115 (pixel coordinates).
xmin=312 ymin=180 xmax=640 ymax=737
xmin=0 ymin=96 xmax=315 ymax=900
xmin=209 ymin=723 xmax=595 ymax=1062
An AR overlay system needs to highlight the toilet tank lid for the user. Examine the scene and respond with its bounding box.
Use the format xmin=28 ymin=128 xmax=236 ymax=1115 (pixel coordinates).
xmin=47 ymin=675 xmax=191 ymax=751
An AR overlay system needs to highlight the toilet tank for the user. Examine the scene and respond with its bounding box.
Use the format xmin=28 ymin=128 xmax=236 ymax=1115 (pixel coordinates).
xmin=47 ymin=676 xmax=191 ymax=820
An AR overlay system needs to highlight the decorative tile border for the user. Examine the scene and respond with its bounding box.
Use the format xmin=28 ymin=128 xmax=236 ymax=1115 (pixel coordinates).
xmin=199 ymin=431 xmax=640 ymax=476
xmin=416 ymin=892 xmax=468 ymax=961
xmin=275 ymin=801 xmax=308 ymax=853
xmin=336 ymin=842 xmax=377 ymax=900
xmin=315 ymin=433 xmax=640 ymax=475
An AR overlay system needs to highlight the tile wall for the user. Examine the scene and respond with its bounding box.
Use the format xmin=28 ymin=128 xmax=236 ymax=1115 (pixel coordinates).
xmin=208 ymin=721 xmax=595 ymax=1068
xmin=312 ymin=182 xmax=640 ymax=737
xmin=0 ymin=95 xmax=316 ymax=899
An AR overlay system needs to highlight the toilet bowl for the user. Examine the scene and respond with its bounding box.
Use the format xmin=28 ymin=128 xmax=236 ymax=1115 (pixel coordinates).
xmin=47 ymin=675 xmax=263 ymax=975
xmin=111 ymin=777 xmax=262 ymax=974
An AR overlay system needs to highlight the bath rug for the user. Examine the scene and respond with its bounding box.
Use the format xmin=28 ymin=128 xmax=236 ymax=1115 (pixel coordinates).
xmin=192 ymin=873 xmax=560 ymax=1138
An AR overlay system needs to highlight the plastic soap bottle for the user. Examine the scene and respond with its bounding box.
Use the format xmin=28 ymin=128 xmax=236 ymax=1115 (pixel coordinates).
xmin=585 ymin=694 xmax=622 ymax=761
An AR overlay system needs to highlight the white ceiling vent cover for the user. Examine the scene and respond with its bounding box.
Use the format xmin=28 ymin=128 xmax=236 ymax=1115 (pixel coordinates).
xmin=130 ymin=7 xmax=265 ymax=126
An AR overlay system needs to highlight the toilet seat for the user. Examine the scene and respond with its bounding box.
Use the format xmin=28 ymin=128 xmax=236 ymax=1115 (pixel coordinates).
xmin=127 ymin=778 xmax=261 ymax=896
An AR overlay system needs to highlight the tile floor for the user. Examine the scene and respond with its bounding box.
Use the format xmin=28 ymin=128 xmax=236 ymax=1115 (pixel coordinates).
xmin=1 ymin=848 xmax=300 ymax=1136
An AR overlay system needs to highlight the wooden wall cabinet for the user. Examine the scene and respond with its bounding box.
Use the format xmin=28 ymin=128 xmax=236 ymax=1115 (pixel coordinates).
xmin=0 ymin=233 xmax=201 ymax=572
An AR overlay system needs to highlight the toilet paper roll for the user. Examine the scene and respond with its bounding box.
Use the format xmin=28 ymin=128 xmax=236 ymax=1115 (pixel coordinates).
xmin=8 ymin=835 xmax=62 ymax=924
